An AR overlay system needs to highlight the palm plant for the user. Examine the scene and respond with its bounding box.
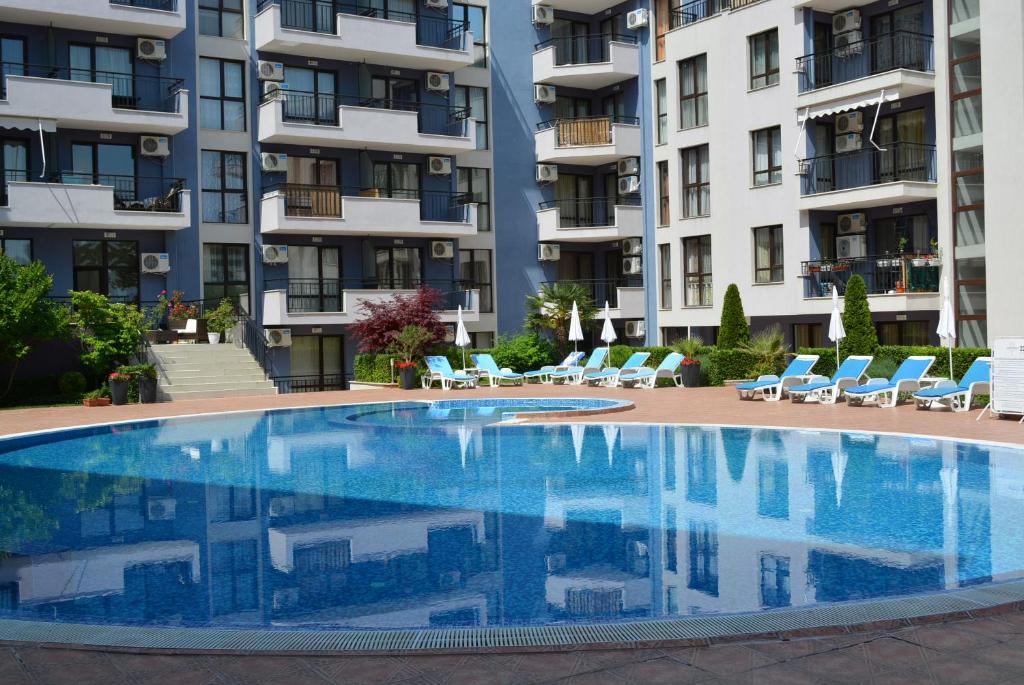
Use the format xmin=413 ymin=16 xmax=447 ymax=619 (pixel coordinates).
xmin=525 ymin=282 xmax=596 ymax=356
xmin=673 ymin=335 xmax=704 ymax=362
xmin=738 ymin=325 xmax=789 ymax=378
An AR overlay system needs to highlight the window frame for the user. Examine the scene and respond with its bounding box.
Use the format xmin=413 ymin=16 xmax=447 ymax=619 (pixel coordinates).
xmin=457 ymin=166 xmax=491 ymax=232
xmin=749 ymin=28 xmax=780 ymax=90
xmin=202 ymin=150 xmax=248 ymax=224
xmin=199 ymin=57 xmax=246 ymax=132
xmin=459 ymin=248 xmax=493 ymax=314
xmin=678 ymin=54 xmax=708 ymax=129
xmin=72 ymin=239 xmax=140 ymax=303
xmin=454 ymin=85 xmax=488 ymax=150
xmin=681 ymin=144 xmax=710 ymax=218
xmin=658 ymin=243 xmax=672 ymax=309
xmin=453 ymin=3 xmax=487 ymax=68
xmin=202 ymin=242 xmax=250 ymax=312
xmin=657 ymin=160 xmax=670 ymax=226
xmin=0 ymin=237 xmax=32 ymax=265
xmin=683 ymin=234 xmax=713 ymax=307
xmin=655 ymin=78 xmax=667 ymax=144
xmin=752 ymin=126 xmax=782 ymax=186
xmin=753 ymin=224 xmax=784 ymax=284
xmin=199 ymin=0 xmax=244 ymax=39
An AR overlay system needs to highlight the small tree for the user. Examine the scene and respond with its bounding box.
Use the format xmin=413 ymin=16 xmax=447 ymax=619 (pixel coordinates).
xmin=717 ymin=284 xmax=750 ymax=350
xmin=351 ymin=287 xmax=447 ymax=353
xmin=525 ymin=282 xmax=596 ymax=356
xmin=389 ymin=324 xmax=433 ymax=365
xmin=70 ymin=291 xmax=146 ymax=380
xmin=738 ymin=325 xmax=788 ymax=377
xmin=0 ymin=255 xmax=68 ymax=397
xmin=839 ymin=275 xmax=878 ymax=357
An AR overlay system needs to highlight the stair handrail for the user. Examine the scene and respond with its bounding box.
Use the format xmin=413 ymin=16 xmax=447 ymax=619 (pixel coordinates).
xmin=235 ymin=312 xmax=279 ymax=380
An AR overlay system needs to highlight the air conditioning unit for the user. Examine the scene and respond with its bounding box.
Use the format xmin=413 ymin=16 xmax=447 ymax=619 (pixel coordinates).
xmin=835 ymin=133 xmax=862 ymax=153
xmin=261 ymin=152 xmax=288 ymax=172
xmin=141 ymin=252 xmax=170 ymax=274
xmin=835 ymin=111 xmax=864 ymax=134
xmin=625 ymin=320 xmax=645 ymax=338
xmin=837 ymin=212 xmax=867 ymax=234
xmin=263 ymin=81 xmax=290 ymax=101
xmin=428 ymin=156 xmax=452 ymax=175
xmin=136 ymin=38 xmax=166 ymax=61
xmin=617 ymin=157 xmax=640 ymax=176
xmin=832 ymin=9 xmax=862 ymax=34
xmin=538 ymin=243 xmax=561 ymax=261
xmin=426 ymin=71 xmax=449 ymax=92
xmin=431 ymin=240 xmax=454 ymax=259
xmin=534 ymin=84 xmax=556 ymax=103
xmin=836 ymin=234 xmax=867 ymax=259
xmin=258 ymin=60 xmax=285 ymax=81
xmin=265 ymin=328 xmax=292 ymax=348
xmin=623 ymin=256 xmax=642 ymax=275
xmin=835 ymin=30 xmax=864 ymax=57
xmin=626 ymin=8 xmax=650 ymax=29
xmin=425 ymin=0 xmax=447 ymax=8
xmin=545 ymin=553 xmax=567 ymax=573
xmin=532 ymin=5 xmax=554 ymax=25
xmin=272 ymin=588 xmax=300 ymax=610
xmin=262 ymin=244 xmax=289 ymax=264
xmin=140 ymin=135 xmax=169 ymax=157
xmin=536 ymin=163 xmax=558 ymax=183
xmin=268 ymin=496 xmax=296 ymax=518
xmin=146 ymin=497 xmax=176 ymax=521
xmin=618 ymin=175 xmax=641 ymax=195
xmin=622 ymin=237 xmax=642 ymax=256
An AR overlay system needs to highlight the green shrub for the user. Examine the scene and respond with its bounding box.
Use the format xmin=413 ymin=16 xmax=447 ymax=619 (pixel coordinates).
xmin=69 ymin=291 xmax=146 ymax=379
xmin=717 ymin=284 xmax=750 ymax=350
xmin=57 ymin=371 xmax=87 ymax=396
xmin=839 ymin=275 xmax=879 ymax=357
xmin=797 ymin=348 xmax=838 ymax=378
xmin=737 ymin=325 xmax=788 ymax=378
xmin=488 ymin=334 xmax=556 ymax=372
xmin=353 ymin=354 xmax=401 ymax=384
xmin=705 ymin=349 xmax=758 ymax=386
xmin=874 ymin=345 xmax=990 ymax=381
xmin=865 ymin=357 xmax=899 ymax=381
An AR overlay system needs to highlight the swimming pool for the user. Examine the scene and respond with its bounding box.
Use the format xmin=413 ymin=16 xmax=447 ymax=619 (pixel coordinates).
xmin=1 ymin=400 xmax=1023 ymax=646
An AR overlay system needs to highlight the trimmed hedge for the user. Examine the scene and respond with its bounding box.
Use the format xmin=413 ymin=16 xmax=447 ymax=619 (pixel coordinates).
xmin=798 ymin=346 xmax=990 ymax=381
xmin=705 ymin=349 xmax=758 ymax=386
xmin=797 ymin=347 xmax=838 ymax=378
xmin=353 ymin=353 xmax=402 ymax=384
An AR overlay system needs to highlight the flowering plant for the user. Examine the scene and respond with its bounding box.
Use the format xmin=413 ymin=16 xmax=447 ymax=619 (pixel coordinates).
xmin=159 ymin=289 xmax=198 ymax=319
xmin=680 ymin=357 xmax=702 ymax=366
xmin=108 ymin=372 xmax=132 ymax=382
xmin=394 ymin=360 xmax=418 ymax=370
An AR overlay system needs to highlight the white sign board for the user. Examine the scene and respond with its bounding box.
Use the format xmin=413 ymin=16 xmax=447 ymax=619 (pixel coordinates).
xmin=992 ymin=337 xmax=1024 ymax=417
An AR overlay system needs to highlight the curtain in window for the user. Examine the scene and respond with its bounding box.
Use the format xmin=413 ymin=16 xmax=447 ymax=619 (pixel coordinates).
xmin=755 ymin=228 xmax=771 ymax=280
xmin=290 ymin=336 xmax=321 ymax=377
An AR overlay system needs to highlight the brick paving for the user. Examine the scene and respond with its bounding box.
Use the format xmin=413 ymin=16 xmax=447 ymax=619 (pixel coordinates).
xmin=2 ymin=385 xmax=1024 ymax=683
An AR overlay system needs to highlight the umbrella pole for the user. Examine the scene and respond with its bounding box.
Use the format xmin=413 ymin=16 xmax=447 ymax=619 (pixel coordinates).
xmin=462 ymin=348 xmax=466 ymax=371
xmin=949 ymin=342 xmax=954 ymax=380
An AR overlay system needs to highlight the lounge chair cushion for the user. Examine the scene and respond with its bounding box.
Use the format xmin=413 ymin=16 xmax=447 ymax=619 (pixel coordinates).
xmin=787 ymin=380 xmax=833 ymax=394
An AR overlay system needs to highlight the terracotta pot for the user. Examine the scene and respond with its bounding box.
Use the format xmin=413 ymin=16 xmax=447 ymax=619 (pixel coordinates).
xmin=83 ymin=397 xmax=111 ymax=407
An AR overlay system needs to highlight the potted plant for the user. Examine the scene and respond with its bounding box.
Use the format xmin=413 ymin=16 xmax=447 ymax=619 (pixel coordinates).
xmin=163 ymin=290 xmax=198 ymax=330
xmin=108 ymin=372 xmax=131 ymax=405
xmin=928 ymin=238 xmax=942 ymax=266
xmin=137 ymin=364 xmax=158 ymax=404
xmin=205 ymin=298 xmax=237 ymax=344
xmin=82 ymin=387 xmax=111 ymax=408
xmin=389 ymin=324 xmax=433 ymax=390
xmin=673 ymin=336 xmax=704 ymax=388
xmin=895 ymin=280 xmax=906 ymax=294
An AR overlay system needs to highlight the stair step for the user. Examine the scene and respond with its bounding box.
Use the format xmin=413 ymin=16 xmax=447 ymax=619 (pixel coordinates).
xmin=161 ymin=387 xmax=279 ymax=401
xmin=161 ymin=368 xmax=267 ymax=379
xmin=160 ymin=378 xmax=275 ymax=390
xmin=148 ymin=343 xmax=278 ymax=401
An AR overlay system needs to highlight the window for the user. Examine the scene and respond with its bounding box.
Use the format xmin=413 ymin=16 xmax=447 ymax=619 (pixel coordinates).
xmin=749 ymin=29 xmax=779 ymax=89
xmin=681 ymin=145 xmax=710 ymax=218
xmin=285 ymin=67 xmax=337 ymax=126
xmin=459 ymin=249 xmax=493 ymax=313
xmin=753 ymin=225 xmax=784 ymax=283
xmin=375 ymin=246 xmax=423 ymax=289
xmin=199 ymin=0 xmax=244 ymax=39
xmin=0 ymin=237 xmax=31 ymax=265
xmin=655 ymin=79 xmax=667 ymax=144
xmin=287 ymin=246 xmax=341 ymax=312
xmin=752 ymin=126 xmax=782 ymax=186
xmin=202 ymin=151 xmax=247 ymax=224
xmin=683 ymin=235 xmax=712 ymax=306
xmin=454 ymin=85 xmax=488 ymax=150
xmin=372 ymin=161 xmax=419 ymax=199
xmin=290 ymin=335 xmax=345 ymax=391
xmin=877 ymin=321 xmax=929 ymax=346
xmin=659 ymin=243 xmax=672 ymax=309
xmin=203 ymin=244 xmax=249 ymax=311
xmin=760 ymin=555 xmax=791 ymax=609
xmin=453 ymin=3 xmax=487 ymax=67
xmin=457 ymin=167 xmax=490 ymax=231
xmin=0 ymin=37 xmax=25 ymax=99
xmin=72 ymin=239 xmax=139 ymax=302
xmin=678 ymin=54 xmax=708 ymax=129
xmin=199 ymin=58 xmax=245 ymax=131
xmin=69 ymin=44 xmax=133 ymax=105
xmin=688 ymin=521 xmax=718 ymax=597
xmin=657 ymin=161 xmax=670 ymax=225
xmin=68 ymin=142 xmax=135 ymax=204
xmin=210 ymin=540 xmax=257 ymax=616
xmin=793 ymin=323 xmax=824 ymax=349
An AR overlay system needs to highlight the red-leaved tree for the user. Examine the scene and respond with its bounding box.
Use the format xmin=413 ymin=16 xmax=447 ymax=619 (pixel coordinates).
xmin=351 ymin=287 xmax=447 ymax=353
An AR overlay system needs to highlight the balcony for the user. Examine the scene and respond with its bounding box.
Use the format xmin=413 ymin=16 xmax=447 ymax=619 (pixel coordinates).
xmin=0 ymin=66 xmax=188 ymax=135
xmin=262 ymin=280 xmax=480 ymax=327
xmin=537 ymin=197 xmax=643 ymax=243
xmin=800 ymin=255 xmax=942 ymax=311
xmin=0 ymin=174 xmax=190 ymax=231
xmin=669 ymin=0 xmax=730 ymax=30
xmin=542 ymin=279 xmax=644 ymax=319
xmin=535 ymin=116 xmax=640 ymax=166
xmin=0 ymin=0 xmax=186 ymax=39
xmin=258 ymin=92 xmax=476 ymax=155
xmin=531 ymin=0 xmax=624 ymax=12
xmin=255 ymin=0 xmax=474 ymax=72
xmin=260 ymin=185 xmax=476 ymax=238
xmin=796 ymin=32 xmax=934 ymax=114
xmin=793 ymin=0 xmax=874 ymax=10
xmin=798 ymin=143 xmax=938 ymax=211
xmin=533 ymin=34 xmax=639 ymax=90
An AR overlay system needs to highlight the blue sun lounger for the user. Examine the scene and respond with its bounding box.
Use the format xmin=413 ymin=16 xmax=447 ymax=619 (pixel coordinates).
xmin=421 ymin=356 xmax=477 ymax=390
xmin=583 ymin=352 xmax=651 ymax=387
xmin=735 ymin=355 xmax=819 ymax=401
xmin=788 ymin=355 xmax=873 ymax=404
xmin=913 ymin=356 xmax=991 ymax=412
xmin=550 ymin=348 xmax=608 ymax=385
xmin=619 ymin=352 xmax=685 ymax=389
xmin=471 ymin=353 xmax=525 ymax=387
xmin=845 ymin=355 xmax=935 ymax=408
xmin=524 ymin=351 xmax=585 ymax=383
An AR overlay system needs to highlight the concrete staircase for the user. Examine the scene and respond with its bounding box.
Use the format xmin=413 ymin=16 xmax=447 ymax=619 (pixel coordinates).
xmin=149 ymin=343 xmax=277 ymax=401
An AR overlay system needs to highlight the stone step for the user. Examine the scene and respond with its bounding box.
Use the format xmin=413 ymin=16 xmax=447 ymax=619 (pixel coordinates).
xmin=160 ymin=380 xmax=277 ymax=395
xmin=160 ymin=366 xmax=268 ymax=379
xmin=150 ymin=343 xmax=277 ymax=401
xmin=160 ymin=386 xmax=279 ymax=401
xmin=151 ymin=348 xmax=255 ymax=360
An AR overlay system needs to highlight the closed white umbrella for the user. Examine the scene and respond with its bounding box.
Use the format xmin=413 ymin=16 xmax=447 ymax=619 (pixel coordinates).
xmin=571 ymin=423 xmax=586 ymax=464
xmin=457 ymin=424 xmax=473 ymax=469
xmin=600 ymin=301 xmax=616 ymax=359
xmin=828 ymin=284 xmax=846 ymax=365
xmin=603 ymin=424 xmax=619 ymax=466
xmin=936 ymin=275 xmax=956 ymax=379
xmin=455 ymin=305 xmax=471 ymax=370
xmin=830 ymin=450 xmax=848 ymax=507
xmin=568 ymin=300 xmax=584 ymax=352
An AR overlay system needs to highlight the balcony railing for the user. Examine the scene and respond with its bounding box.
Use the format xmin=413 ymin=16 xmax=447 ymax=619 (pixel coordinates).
xmin=110 ymin=0 xmax=178 ymax=9
xmin=796 ymin=31 xmax=934 ymax=93
xmin=0 ymin=63 xmax=184 ymax=112
xmin=5 ymin=172 xmax=185 ymax=211
xmin=800 ymin=255 xmax=941 ymax=298
xmin=534 ymin=33 xmax=637 ymax=66
xmin=800 ymin=142 xmax=936 ymax=196
xmin=265 ymin=278 xmax=476 ymax=313
xmin=258 ymin=0 xmax=468 ymax=49
xmin=540 ymin=278 xmax=641 ymax=309
xmin=265 ymin=90 xmax=470 ymax=137
xmin=272 ymin=183 xmax=471 ymax=223
xmin=537 ymin=115 xmax=639 ymax=147
xmin=271 ymin=373 xmax=347 ymax=393
xmin=538 ymin=196 xmax=641 ymax=228
xmin=669 ymin=0 xmax=730 ymax=30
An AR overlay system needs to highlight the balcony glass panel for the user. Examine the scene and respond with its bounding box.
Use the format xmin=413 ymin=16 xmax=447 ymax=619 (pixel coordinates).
xmin=800 ymin=143 xmax=936 ymax=195
xmin=796 ymin=32 xmax=934 ymax=93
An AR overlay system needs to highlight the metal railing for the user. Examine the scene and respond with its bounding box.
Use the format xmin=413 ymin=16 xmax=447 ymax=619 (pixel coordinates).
xmin=796 ymin=31 xmax=934 ymax=93
xmin=0 ymin=62 xmax=184 ymax=112
xmin=110 ymin=0 xmax=178 ymax=10
xmin=30 ymin=173 xmax=186 ymax=211
xmin=271 ymin=373 xmax=347 ymax=393
xmin=540 ymin=278 xmax=642 ymax=309
xmin=270 ymin=183 xmax=471 ymax=223
xmin=538 ymin=196 xmax=642 ymax=228
xmin=265 ymin=278 xmax=476 ymax=313
xmin=537 ymin=115 xmax=639 ymax=147
xmin=238 ymin=312 xmax=278 ymax=378
xmin=669 ymin=0 xmax=730 ymax=30
xmin=800 ymin=143 xmax=936 ymax=195
xmin=800 ymin=255 xmax=941 ymax=298
xmin=534 ymin=33 xmax=637 ymax=66
xmin=260 ymin=0 xmax=468 ymax=49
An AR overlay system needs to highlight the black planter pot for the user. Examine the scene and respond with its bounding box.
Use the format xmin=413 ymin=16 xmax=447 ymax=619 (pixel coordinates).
xmin=110 ymin=379 xmax=130 ymax=406
xmin=679 ymin=363 xmax=702 ymax=388
xmin=398 ymin=366 xmax=418 ymax=390
xmin=139 ymin=377 xmax=158 ymax=404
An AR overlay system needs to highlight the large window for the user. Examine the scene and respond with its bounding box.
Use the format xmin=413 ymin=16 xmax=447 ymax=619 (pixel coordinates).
xmin=454 ymin=85 xmax=488 ymax=150
xmin=210 ymin=540 xmax=257 ymax=616
xmin=760 ymin=555 xmax=791 ymax=609
xmin=655 ymin=78 xmax=667 ymax=144
xmin=753 ymin=225 xmax=784 ymax=283
xmin=877 ymin=320 xmax=929 ymax=346
xmin=199 ymin=0 xmax=244 ymax=39
xmin=659 ymin=243 xmax=672 ymax=309
xmin=681 ymin=145 xmax=710 ymax=218
xmin=68 ymin=142 xmax=135 ymax=203
xmin=0 ymin=237 xmax=31 ymax=265
xmin=199 ymin=58 xmax=245 ymax=131
xmin=202 ymin=151 xmax=247 ymax=224
xmin=453 ymin=3 xmax=487 ymax=67
xmin=793 ymin=323 xmax=824 ymax=349
xmin=290 ymin=335 xmax=344 ymax=391
xmin=72 ymin=239 xmax=139 ymax=302
xmin=752 ymin=126 xmax=782 ymax=186
xmin=285 ymin=67 xmax=337 ymax=125
xmin=375 ymin=246 xmax=422 ymax=289
xmin=749 ymin=29 xmax=779 ymax=90
xmin=683 ymin=235 xmax=712 ymax=307
xmin=457 ymin=167 xmax=490 ymax=231
xmin=657 ymin=160 xmax=670 ymax=226
xmin=678 ymin=54 xmax=708 ymax=129
xmin=203 ymin=243 xmax=249 ymax=312
xmin=288 ymin=246 xmax=341 ymax=312
xmin=69 ymin=44 xmax=132 ymax=105
xmin=459 ymin=248 xmax=493 ymax=313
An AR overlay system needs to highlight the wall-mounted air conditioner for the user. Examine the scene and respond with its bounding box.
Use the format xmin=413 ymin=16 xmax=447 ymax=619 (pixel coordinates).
xmin=835 ymin=111 xmax=864 ymax=134
xmin=428 ymin=156 xmax=451 ymax=175
xmin=836 ymin=234 xmax=867 ymax=259
xmin=538 ymin=244 xmax=560 ymax=261
xmin=262 ymin=244 xmax=289 ymax=264
xmin=625 ymin=320 xmax=645 ymax=338
xmin=536 ymin=163 xmax=558 ymax=183
xmin=617 ymin=157 xmax=640 ymax=176
xmin=623 ymin=257 xmax=642 ymax=275
xmin=835 ymin=30 xmax=864 ymax=57
xmin=622 ymin=238 xmax=642 ymax=256
xmin=258 ymin=61 xmax=285 ymax=81
xmin=426 ymin=72 xmax=449 ymax=92
xmin=532 ymin=5 xmax=554 ymax=25
xmin=837 ymin=212 xmax=867 ymax=234
xmin=136 ymin=38 xmax=166 ymax=61
xmin=431 ymin=240 xmax=454 ymax=259
xmin=141 ymin=253 xmax=171 ymax=274
xmin=626 ymin=9 xmax=649 ymax=30
xmin=618 ymin=175 xmax=640 ymax=195
xmin=832 ymin=10 xmax=862 ymax=34
xmin=140 ymin=135 xmax=169 ymax=157
xmin=266 ymin=328 xmax=292 ymax=348
xmin=534 ymin=84 xmax=556 ymax=103
xmin=261 ymin=152 xmax=288 ymax=172
xmin=835 ymin=133 xmax=862 ymax=153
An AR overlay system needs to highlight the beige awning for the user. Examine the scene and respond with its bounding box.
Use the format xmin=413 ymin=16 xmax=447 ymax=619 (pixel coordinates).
xmin=0 ymin=117 xmax=56 ymax=132
xmin=797 ymin=90 xmax=900 ymax=123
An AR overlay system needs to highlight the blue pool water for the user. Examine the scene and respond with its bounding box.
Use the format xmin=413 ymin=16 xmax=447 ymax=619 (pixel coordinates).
xmin=1 ymin=400 xmax=1023 ymax=632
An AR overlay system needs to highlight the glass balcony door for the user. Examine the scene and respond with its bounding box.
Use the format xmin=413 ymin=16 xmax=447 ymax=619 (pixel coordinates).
xmin=374 ymin=246 xmax=422 ymax=290
xmin=555 ymin=173 xmax=593 ymax=228
xmin=372 ymin=161 xmax=419 ymax=200
xmin=69 ymin=44 xmax=133 ymax=107
xmin=871 ymin=5 xmax=925 ymax=74
xmin=69 ymin=142 xmax=136 ymax=204
xmin=288 ymin=245 xmax=340 ymax=312
xmin=282 ymin=67 xmax=336 ymax=125
xmin=876 ymin=109 xmax=927 ymax=182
